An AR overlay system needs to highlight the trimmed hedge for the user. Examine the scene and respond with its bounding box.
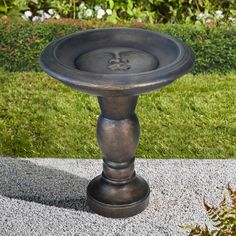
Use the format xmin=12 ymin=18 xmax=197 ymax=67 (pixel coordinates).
xmin=0 ymin=19 xmax=236 ymax=74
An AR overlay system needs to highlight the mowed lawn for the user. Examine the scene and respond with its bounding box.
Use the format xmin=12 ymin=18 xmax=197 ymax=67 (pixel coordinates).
xmin=0 ymin=69 xmax=235 ymax=158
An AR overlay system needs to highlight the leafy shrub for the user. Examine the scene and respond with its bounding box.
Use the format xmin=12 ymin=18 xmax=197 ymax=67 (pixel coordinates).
xmin=0 ymin=19 xmax=236 ymax=74
xmin=0 ymin=0 xmax=236 ymax=24
xmin=186 ymin=184 xmax=236 ymax=236
xmin=149 ymin=0 xmax=236 ymax=23
xmin=0 ymin=0 xmax=28 ymax=18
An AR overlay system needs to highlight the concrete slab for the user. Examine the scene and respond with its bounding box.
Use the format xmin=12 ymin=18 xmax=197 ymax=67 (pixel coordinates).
xmin=0 ymin=157 xmax=235 ymax=236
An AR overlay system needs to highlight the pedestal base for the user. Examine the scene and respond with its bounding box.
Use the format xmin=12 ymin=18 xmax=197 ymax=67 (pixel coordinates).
xmin=87 ymin=174 xmax=150 ymax=218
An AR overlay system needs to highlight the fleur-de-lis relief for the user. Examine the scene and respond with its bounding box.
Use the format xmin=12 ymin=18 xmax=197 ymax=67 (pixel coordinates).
xmin=107 ymin=50 xmax=133 ymax=71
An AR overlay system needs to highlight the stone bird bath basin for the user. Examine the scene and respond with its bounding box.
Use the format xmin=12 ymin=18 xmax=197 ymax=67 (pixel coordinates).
xmin=40 ymin=27 xmax=194 ymax=218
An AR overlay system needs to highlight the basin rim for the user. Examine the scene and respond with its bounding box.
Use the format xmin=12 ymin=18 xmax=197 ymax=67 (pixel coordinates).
xmin=39 ymin=27 xmax=195 ymax=96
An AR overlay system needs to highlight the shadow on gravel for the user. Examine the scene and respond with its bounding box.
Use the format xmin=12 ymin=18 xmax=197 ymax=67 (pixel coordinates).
xmin=0 ymin=157 xmax=92 ymax=213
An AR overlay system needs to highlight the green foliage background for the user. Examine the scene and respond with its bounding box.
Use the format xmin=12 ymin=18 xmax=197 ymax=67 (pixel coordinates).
xmin=0 ymin=0 xmax=236 ymax=23
xmin=0 ymin=19 xmax=236 ymax=74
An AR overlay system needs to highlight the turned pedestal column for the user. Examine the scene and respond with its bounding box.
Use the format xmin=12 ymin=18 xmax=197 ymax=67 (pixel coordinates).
xmin=87 ymin=96 xmax=150 ymax=218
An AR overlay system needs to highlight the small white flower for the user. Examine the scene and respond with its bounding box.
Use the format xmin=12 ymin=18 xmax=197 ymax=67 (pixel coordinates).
xmin=106 ymin=9 xmax=112 ymax=15
xmin=79 ymin=2 xmax=85 ymax=7
xmin=229 ymin=16 xmax=236 ymax=21
xmin=216 ymin=14 xmax=224 ymax=19
xmin=54 ymin=14 xmax=60 ymax=19
xmin=196 ymin=12 xmax=204 ymax=20
xmin=43 ymin=12 xmax=51 ymax=19
xmin=85 ymin=9 xmax=93 ymax=17
xmin=216 ymin=10 xmax=223 ymax=15
xmin=215 ymin=10 xmax=224 ymax=19
xmin=94 ymin=5 xmax=101 ymax=11
xmin=24 ymin=10 xmax=32 ymax=18
xmin=137 ymin=18 xmax=143 ymax=23
xmin=204 ymin=13 xmax=210 ymax=18
xmin=206 ymin=18 xmax=212 ymax=24
xmin=97 ymin=8 xmax=105 ymax=19
xmin=37 ymin=10 xmax=45 ymax=15
xmin=32 ymin=16 xmax=40 ymax=21
xmin=79 ymin=2 xmax=86 ymax=9
xmin=21 ymin=15 xmax=28 ymax=20
xmin=78 ymin=12 xmax=83 ymax=19
xmin=48 ymin=9 xmax=55 ymax=15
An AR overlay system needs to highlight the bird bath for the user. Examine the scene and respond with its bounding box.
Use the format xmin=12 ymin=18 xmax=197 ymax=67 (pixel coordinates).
xmin=40 ymin=27 xmax=194 ymax=218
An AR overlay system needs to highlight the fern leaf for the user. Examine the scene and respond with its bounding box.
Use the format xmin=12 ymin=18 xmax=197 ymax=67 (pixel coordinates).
xmin=188 ymin=224 xmax=212 ymax=236
xmin=227 ymin=183 xmax=236 ymax=209
xmin=187 ymin=185 xmax=236 ymax=236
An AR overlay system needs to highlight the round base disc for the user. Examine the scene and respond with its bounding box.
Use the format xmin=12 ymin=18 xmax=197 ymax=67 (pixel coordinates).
xmin=87 ymin=175 xmax=150 ymax=218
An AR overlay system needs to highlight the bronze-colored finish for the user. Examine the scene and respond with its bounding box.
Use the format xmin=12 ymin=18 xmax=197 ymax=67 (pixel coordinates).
xmin=87 ymin=96 xmax=150 ymax=217
xmin=39 ymin=28 xmax=194 ymax=218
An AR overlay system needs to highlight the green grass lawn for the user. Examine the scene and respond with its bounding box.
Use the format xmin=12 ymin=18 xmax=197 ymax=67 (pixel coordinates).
xmin=0 ymin=69 xmax=235 ymax=158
